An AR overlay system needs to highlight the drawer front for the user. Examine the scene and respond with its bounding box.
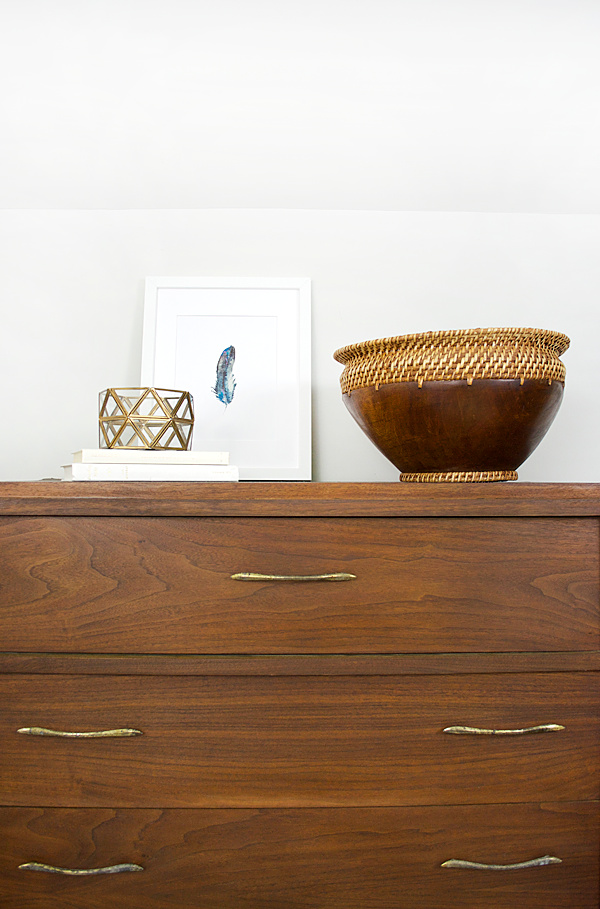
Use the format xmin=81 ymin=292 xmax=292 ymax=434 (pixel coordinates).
xmin=2 ymin=673 xmax=598 ymax=808
xmin=0 ymin=516 xmax=598 ymax=653
xmin=0 ymin=803 xmax=597 ymax=909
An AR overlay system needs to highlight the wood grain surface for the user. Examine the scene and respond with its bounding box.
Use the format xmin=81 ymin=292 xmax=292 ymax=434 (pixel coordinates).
xmin=2 ymin=483 xmax=599 ymax=908
xmin=2 ymin=651 xmax=600 ymax=676
xmin=341 ymin=379 xmax=564 ymax=473
xmin=1 ymin=803 xmax=597 ymax=908
xmin=0 ymin=481 xmax=600 ymax=517
xmin=0 ymin=516 xmax=597 ymax=653
xmin=2 ymin=672 xmax=598 ymax=808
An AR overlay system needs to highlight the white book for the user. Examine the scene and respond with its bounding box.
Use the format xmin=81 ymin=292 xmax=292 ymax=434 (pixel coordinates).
xmin=73 ymin=448 xmax=229 ymax=466
xmin=63 ymin=463 xmax=239 ymax=482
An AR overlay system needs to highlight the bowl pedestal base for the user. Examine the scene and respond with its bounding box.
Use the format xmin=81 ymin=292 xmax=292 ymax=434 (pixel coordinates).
xmin=400 ymin=470 xmax=519 ymax=483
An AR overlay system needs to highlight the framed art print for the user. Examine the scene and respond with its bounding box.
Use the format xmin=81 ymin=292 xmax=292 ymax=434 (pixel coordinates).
xmin=141 ymin=277 xmax=311 ymax=479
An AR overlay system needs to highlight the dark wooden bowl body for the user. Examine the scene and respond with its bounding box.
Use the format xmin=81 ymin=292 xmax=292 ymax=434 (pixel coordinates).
xmin=343 ymin=379 xmax=564 ymax=474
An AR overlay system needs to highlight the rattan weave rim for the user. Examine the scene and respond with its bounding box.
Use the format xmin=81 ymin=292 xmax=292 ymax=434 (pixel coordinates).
xmin=400 ymin=470 xmax=519 ymax=483
xmin=334 ymin=327 xmax=569 ymax=394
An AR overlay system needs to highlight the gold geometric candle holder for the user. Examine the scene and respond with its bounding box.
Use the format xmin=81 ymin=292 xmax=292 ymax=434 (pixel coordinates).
xmin=99 ymin=388 xmax=194 ymax=450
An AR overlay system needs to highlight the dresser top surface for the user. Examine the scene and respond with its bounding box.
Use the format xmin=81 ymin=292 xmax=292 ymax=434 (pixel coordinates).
xmin=0 ymin=481 xmax=599 ymax=517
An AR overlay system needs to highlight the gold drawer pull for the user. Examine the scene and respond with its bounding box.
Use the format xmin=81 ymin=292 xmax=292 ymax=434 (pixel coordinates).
xmin=19 ymin=862 xmax=143 ymax=875
xmin=17 ymin=727 xmax=143 ymax=738
xmin=231 ymin=572 xmax=356 ymax=582
xmin=443 ymin=724 xmax=565 ymax=736
xmin=442 ymin=855 xmax=562 ymax=871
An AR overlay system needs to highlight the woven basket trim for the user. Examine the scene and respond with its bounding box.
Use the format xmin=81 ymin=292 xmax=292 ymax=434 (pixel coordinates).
xmin=400 ymin=470 xmax=519 ymax=483
xmin=334 ymin=327 xmax=570 ymax=363
xmin=334 ymin=327 xmax=569 ymax=393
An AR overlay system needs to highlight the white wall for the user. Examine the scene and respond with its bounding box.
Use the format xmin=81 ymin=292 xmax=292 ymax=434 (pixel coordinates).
xmin=1 ymin=209 xmax=597 ymax=482
xmin=0 ymin=2 xmax=598 ymax=482
xmin=2 ymin=0 xmax=599 ymax=212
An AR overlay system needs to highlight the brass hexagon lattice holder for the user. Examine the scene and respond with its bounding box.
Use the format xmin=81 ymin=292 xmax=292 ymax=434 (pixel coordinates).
xmin=99 ymin=387 xmax=194 ymax=450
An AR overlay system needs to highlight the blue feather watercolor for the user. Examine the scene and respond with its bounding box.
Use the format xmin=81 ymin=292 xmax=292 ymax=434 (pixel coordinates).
xmin=212 ymin=345 xmax=236 ymax=406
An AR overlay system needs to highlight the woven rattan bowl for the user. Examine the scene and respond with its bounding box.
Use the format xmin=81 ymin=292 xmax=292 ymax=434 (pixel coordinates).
xmin=333 ymin=327 xmax=569 ymax=482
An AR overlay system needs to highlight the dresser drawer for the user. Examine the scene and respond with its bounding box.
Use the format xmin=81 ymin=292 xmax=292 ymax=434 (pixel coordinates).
xmin=0 ymin=516 xmax=597 ymax=653
xmin=1 ymin=803 xmax=597 ymax=909
xmin=2 ymin=672 xmax=597 ymax=808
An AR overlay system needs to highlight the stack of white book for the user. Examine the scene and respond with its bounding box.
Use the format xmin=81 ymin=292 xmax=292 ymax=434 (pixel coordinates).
xmin=63 ymin=449 xmax=239 ymax=481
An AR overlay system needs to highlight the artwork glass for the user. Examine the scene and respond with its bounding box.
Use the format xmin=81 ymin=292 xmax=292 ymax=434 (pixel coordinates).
xmin=141 ymin=278 xmax=311 ymax=479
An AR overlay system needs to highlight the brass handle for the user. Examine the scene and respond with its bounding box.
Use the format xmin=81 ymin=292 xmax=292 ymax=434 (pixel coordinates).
xmin=443 ymin=724 xmax=565 ymax=736
xmin=19 ymin=862 xmax=143 ymax=875
xmin=442 ymin=855 xmax=562 ymax=871
xmin=17 ymin=727 xmax=142 ymax=738
xmin=231 ymin=572 xmax=356 ymax=582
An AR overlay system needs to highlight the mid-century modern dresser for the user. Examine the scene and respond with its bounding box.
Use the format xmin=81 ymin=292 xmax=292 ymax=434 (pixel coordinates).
xmin=0 ymin=481 xmax=598 ymax=908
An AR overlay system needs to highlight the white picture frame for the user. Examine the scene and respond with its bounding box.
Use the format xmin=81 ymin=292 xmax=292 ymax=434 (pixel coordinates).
xmin=141 ymin=277 xmax=311 ymax=480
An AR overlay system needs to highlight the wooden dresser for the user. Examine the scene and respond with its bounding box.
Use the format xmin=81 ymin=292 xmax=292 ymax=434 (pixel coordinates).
xmin=0 ymin=481 xmax=598 ymax=908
